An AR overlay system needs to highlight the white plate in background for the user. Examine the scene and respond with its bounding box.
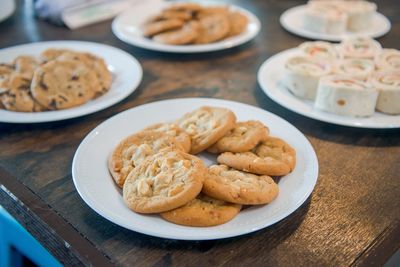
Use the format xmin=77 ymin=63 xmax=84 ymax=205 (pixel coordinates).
xmin=0 ymin=41 xmax=142 ymax=123
xmin=280 ymin=5 xmax=391 ymax=42
xmin=72 ymin=98 xmax=318 ymax=240
xmin=112 ymin=2 xmax=261 ymax=53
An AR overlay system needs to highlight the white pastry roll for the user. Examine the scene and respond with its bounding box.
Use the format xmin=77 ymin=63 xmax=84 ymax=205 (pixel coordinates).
xmin=369 ymin=71 xmax=400 ymax=114
xmin=339 ymin=37 xmax=382 ymax=59
xmin=299 ymin=41 xmax=339 ymax=60
xmin=282 ymin=56 xmax=332 ymax=100
xmin=334 ymin=58 xmax=375 ymax=80
xmin=304 ymin=2 xmax=347 ymax=34
xmin=340 ymin=0 xmax=377 ymax=32
xmin=375 ymin=49 xmax=400 ymax=71
xmin=315 ymin=75 xmax=378 ymax=117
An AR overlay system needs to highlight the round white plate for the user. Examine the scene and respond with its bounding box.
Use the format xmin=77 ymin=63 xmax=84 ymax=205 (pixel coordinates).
xmin=72 ymin=98 xmax=318 ymax=240
xmin=0 ymin=41 xmax=142 ymax=123
xmin=258 ymin=49 xmax=400 ymax=128
xmin=280 ymin=5 xmax=391 ymax=41
xmin=112 ymin=2 xmax=261 ymax=53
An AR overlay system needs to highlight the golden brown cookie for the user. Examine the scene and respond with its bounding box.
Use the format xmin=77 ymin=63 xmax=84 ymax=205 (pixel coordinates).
xmin=0 ymin=64 xmax=14 ymax=94
xmin=123 ymin=149 xmax=206 ymax=213
xmin=217 ymin=136 xmax=296 ymax=176
xmin=30 ymin=59 xmax=97 ymax=110
xmin=227 ymin=11 xmax=248 ymax=37
xmin=176 ymin=106 xmax=236 ymax=154
xmin=153 ymin=21 xmax=200 ymax=45
xmin=13 ymin=56 xmax=38 ymax=80
xmin=160 ymin=193 xmax=241 ymax=226
xmin=143 ymin=123 xmax=191 ymax=153
xmin=207 ymin=120 xmax=269 ymax=153
xmin=203 ymin=165 xmax=279 ymax=205
xmin=195 ymin=14 xmax=230 ymax=44
xmin=142 ymin=18 xmax=185 ymax=37
xmin=0 ymin=73 xmax=45 ymax=112
xmin=39 ymin=48 xmax=71 ymax=64
xmin=195 ymin=6 xmax=229 ymax=19
xmin=108 ymin=130 xmax=185 ymax=188
xmin=150 ymin=9 xmax=193 ymax=22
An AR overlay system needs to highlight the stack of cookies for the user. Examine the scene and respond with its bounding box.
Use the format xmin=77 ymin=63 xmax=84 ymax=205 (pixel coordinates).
xmin=0 ymin=48 xmax=112 ymax=112
xmin=142 ymin=3 xmax=248 ymax=45
xmin=109 ymin=106 xmax=296 ymax=227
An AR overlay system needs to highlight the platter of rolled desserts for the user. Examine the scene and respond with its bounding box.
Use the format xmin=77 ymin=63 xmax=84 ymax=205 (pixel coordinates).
xmin=258 ymin=37 xmax=400 ymax=128
xmin=112 ymin=1 xmax=260 ymax=53
xmin=280 ymin=0 xmax=391 ymax=41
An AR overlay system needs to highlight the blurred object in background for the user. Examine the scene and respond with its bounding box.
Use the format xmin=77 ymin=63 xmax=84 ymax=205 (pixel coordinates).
xmin=0 ymin=0 xmax=16 ymax=23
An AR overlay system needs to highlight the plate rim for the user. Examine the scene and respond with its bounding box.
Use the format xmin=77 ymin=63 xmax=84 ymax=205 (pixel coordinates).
xmin=257 ymin=48 xmax=400 ymax=129
xmin=279 ymin=4 xmax=391 ymax=41
xmin=111 ymin=2 xmax=261 ymax=53
xmin=72 ymin=97 xmax=319 ymax=240
xmin=0 ymin=40 xmax=143 ymax=123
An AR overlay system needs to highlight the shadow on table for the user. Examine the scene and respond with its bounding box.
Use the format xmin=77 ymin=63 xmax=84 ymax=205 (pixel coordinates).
xmin=253 ymin=85 xmax=400 ymax=148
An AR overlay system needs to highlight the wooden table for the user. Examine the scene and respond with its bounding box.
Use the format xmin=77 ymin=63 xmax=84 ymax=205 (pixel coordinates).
xmin=1 ymin=0 xmax=399 ymax=266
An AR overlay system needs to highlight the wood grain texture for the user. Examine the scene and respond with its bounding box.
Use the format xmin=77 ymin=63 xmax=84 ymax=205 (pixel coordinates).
xmin=1 ymin=0 xmax=400 ymax=266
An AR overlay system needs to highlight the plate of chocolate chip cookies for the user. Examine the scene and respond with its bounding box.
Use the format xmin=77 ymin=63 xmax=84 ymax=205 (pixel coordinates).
xmin=72 ymin=98 xmax=318 ymax=240
xmin=112 ymin=1 xmax=261 ymax=53
xmin=0 ymin=41 xmax=142 ymax=123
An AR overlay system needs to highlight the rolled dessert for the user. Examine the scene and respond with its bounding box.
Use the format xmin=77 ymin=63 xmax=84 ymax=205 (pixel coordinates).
xmin=315 ymin=75 xmax=378 ymax=117
xmin=299 ymin=41 xmax=339 ymax=60
xmin=304 ymin=1 xmax=347 ymax=34
xmin=334 ymin=58 xmax=375 ymax=80
xmin=369 ymin=71 xmax=400 ymax=114
xmin=282 ymin=56 xmax=331 ymax=100
xmin=375 ymin=49 xmax=400 ymax=71
xmin=339 ymin=0 xmax=377 ymax=32
xmin=339 ymin=37 xmax=382 ymax=59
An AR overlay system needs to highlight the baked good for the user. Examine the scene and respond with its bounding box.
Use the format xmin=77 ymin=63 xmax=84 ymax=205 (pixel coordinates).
xmin=207 ymin=120 xmax=269 ymax=153
xmin=160 ymin=193 xmax=241 ymax=226
xmin=0 ymin=64 xmax=14 ymax=94
xmin=339 ymin=37 xmax=382 ymax=59
xmin=142 ymin=19 xmax=185 ymax=37
xmin=123 ymin=149 xmax=206 ymax=213
xmin=195 ymin=14 xmax=230 ymax=44
xmin=176 ymin=106 xmax=236 ymax=154
xmin=153 ymin=21 xmax=200 ymax=45
xmin=282 ymin=56 xmax=332 ymax=100
xmin=108 ymin=130 xmax=185 ymax=188
xmin=143 ymin=123 xmax=191 ymax=153
xmin=334 ymin=58 xmax=375 ymax=80
xmin=299 ymin=41 xmax=339 ymax=60
xmin=39 ymin=48 xmax=71 ymax=64
xmin=203 ymin=165 xmax=279 ymax=205
xmin=13 ymin=56 xmax=37 ymax=80
xmin=314 ymin=74 xmax=378 ymax=117
xmin=30 ymin=59 xmax=97 ymax=110
xmin=304 ymin=1 xmax=347 ymax=34
xmin=369 ymin=71 xmax=400 ymax=115
xmin=217 ymin=136 xmax=296 ymax=176
xmin=375 ymin=49 xmax=400 ymax=71
xmin=227 ymin=11 xmax=248 ymax=36
xmin=167 ymin=3 xmax=203 ymax=12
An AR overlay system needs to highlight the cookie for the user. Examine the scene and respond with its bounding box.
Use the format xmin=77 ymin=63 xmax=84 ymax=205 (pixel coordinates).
xmin=195 ymin=14 xmax=230 ymax=44
xmin=207 ymin=120 xmax=269 ymax=153
xmin=142 ymin=18 xmax=185 ymax=37
xmin=167 ymin=3 xmax=203 ymax=12
xmin=108 ymin=130 xmax=185 ymax=188
xmin=150 ymin=9 xmax=193 ymax=22
xmin=176 ymin=106 xmax=236 ymax=154
xmin=153 ymin=21 xmax=200 ymax=45
xmin=203 ymin=165 xmax=279 ymax=205
xmin=123 ymin=149 xmax=206 ymax=213
xmin=0 ymin=73 xmax=44 ymax=112
xmin=195 ymin=6 xmax=229 ymax=19
xmin=30 ymin=59 xmax=97 ymax=110
xmin=0 ymin=64 xmax=14 ymax=94
xmin=217 ymin=136 xmax=296 ymax=176
xmin=227 ymin=11 xmax=248 ymax=36
xmin=57 ymin=51 xmax=112 ymax=96
xmin=160 ymin=193 xmax=241 ymax=226
xmin=13 ymin=56 xmax=38 ymax=80
xmin=39 ymin=48 xmax=71 ymax=64
xmin=143 ymin=123 xmax=191 ymax=153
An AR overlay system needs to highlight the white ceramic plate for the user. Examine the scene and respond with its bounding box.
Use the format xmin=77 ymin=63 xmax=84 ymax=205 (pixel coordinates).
xmin=0 ymin=41 xmax=142 ymax=123
xmin=112 ymin=1 xmax=261 ymax=53
xmin=280 ymin=5 xmax=391 ymax=41
xmin=258 ymin=48 xmax=400 ymax=128
xmin=72 ymin=98 xmax=318 ymax=240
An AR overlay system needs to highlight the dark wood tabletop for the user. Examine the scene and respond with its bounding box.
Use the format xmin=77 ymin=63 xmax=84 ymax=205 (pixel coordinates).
xmin=1 ymin=0 xmax=399 ymax=266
